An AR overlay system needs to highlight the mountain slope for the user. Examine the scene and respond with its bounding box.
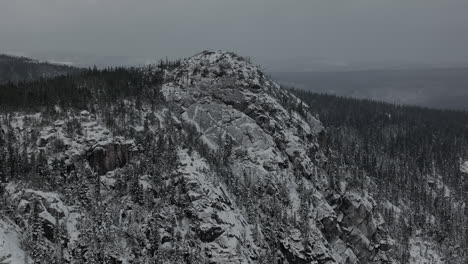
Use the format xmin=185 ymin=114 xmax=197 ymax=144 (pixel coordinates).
xmin=160 ymin=51 xmax=391 ymax=262
xmin=0 ymin=50 xmax=461 ymax=263
xmin=293 ymin=90 xmax=468 ymax=263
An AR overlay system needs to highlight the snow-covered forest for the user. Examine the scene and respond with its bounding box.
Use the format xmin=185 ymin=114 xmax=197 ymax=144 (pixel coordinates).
xmin=0 ymin=51 xmax=467 ymax=263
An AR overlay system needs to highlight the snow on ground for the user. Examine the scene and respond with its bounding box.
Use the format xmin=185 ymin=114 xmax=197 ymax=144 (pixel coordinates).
xmin=1 ymin=111 xmax=115 ymax=166
xmin=36 ymin=112 xmax=118 ymax=165
xmin=66 ymin=212 xmax=81 ymax=245
xmin=7 ymin=186 xmax=81 ymax=248
xmin=461 ymin=161 xmax=468 ymax=174
xmin=409 ymin=237 xmax=444 ymax=264
xmin=23 ymin=189 xmax=81 ymax=243
xmin=383 ymin=200 xmax=402 ymax=218
xmin=0 ymin=219 xmax=28 ymax=264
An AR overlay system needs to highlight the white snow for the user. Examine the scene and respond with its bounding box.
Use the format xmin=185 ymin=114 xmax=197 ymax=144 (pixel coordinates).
xmin=66 ymin=212 xmax=81 ymax=244
xmin=383 ymin=200 xmax=402 ymax=218
xmin=409 ymin=237 xmax=445 ymax=264
xmin=0 ymin=219 xmax=28 ymax=264
xmin=11 ymin=188 xmax=81 ymax=248
xmin=177 ymin=149 xmax=259 ymax=262
xmin=461 ymin=161 xmax=468 ymax=174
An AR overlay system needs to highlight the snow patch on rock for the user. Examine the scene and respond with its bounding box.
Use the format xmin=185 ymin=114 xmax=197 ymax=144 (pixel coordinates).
xmin=0 ymin=219 xmax=29 ymax=264
xmin=409 ymin=237 xmax=445 ymax=264
xmin=461 ymin=161 xmax=468 ymax=174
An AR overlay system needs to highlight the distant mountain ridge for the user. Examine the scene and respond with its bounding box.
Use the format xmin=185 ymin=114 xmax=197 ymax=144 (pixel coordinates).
xmin=0 ymin=54 xmax=80 ymax=84
xmin=271 ymin=67 xmax=468 ymax=110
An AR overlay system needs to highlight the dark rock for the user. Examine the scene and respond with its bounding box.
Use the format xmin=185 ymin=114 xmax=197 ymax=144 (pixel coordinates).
xmin=279 ymin=241 xmax=310 ymax=264
xmin=161 ymin=235 xmax=172 ymax=244
xmin=378 ymin=239 xmax=392 ymax=252
xmin=197 ymin=225 xmax=224 ymax=243
xmin=38 ymin=137 xmax=48 ymax=147
xmin=212 ymin=88 xmax=248 ymax=111
xmin=43 ymin=221 xmax=55 ymax=242
xmin=321 ymin=216 xmax=341 ymax=240
xmin=87 ymin=142 xmax=132 ymax=175
xmin=104 ymin=256 xmax=123 ymax=264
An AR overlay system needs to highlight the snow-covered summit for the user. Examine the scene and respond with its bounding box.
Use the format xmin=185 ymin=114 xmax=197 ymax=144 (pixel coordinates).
xmin=165 ymin=50 xmax=274 ymax=92
xmin=163 ymin=51 xmax=323 ymax=180
xmin=159 ymin=51 xmax=387 ymax=263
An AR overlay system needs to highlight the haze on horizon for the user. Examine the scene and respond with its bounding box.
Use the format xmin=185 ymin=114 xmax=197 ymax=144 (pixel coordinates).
xmin=2 ymin=0 xmax=468 ymax=70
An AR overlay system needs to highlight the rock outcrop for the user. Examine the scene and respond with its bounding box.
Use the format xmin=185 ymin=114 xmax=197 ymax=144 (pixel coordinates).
xmin=5 ymin=184 xmax=80 ymax=249
xmin=161 ymin=50 xmax=390 ymax=263
xmin=87 ymin=140 xmax=136 ymax=175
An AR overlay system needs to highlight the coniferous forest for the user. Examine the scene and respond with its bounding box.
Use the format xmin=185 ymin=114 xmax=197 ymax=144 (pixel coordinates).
xmin=2 ymin=0 xmax=468 ymax=263
xmin=293 ymin=89 xmax=468 ymax=262
xmin=0 ymin=51 xmax=467 ymax=263
xmin=0 ymin=55 xmax=79 ymax=85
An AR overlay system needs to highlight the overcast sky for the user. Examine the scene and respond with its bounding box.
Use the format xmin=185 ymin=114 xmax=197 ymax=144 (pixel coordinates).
xmin=2 ymin=0 xmax=468 ymax=67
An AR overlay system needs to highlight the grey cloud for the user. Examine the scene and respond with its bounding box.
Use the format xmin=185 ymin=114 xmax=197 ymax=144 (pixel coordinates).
xmin=1 ymin=0 xmax=468 ymax=67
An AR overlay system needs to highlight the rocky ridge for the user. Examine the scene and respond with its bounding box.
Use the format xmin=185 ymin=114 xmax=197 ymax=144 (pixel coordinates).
xmin=159 ymin=50 xmax=391 ymax=263
xmin=0 ymin=51 xmax=394 ymax=263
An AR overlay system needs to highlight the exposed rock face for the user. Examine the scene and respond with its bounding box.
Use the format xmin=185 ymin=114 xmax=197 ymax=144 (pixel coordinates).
xmin=5 ymin=185 xmax=80 ymax=248
xmin=161 ymin=50 xmax=389 ymax=263
xmin=177 ymin=151 xmax=260 ymax=263
xmin=163 ymin=51 xmax=323 ymax=182
xmin=197 ymin=224 xmax=225 ymax=243
xmin=333 ymin=193 xmax=381 ymax=263
xmin=87 ymin=141 xmax=134 ymax=175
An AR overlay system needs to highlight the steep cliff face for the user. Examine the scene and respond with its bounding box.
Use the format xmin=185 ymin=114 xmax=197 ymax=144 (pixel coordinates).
xmin=0 ymin=51 xmax=392 ymax=263
xmin=163 ymin=51 xmax=322 ymax=184
xmin=159 ymin=50 xmax=391 ymax=263
xmin=87 ymin=141 xmax=135 ymax=175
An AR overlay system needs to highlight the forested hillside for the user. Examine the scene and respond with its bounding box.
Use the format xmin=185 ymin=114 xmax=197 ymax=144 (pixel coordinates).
xmin=0 ymin=51 xmax=466 ymax=263
xmin=0 ymin=54 xmax=79 ymax=84
xmin=293 ymin=89 xmax=468 ymax=263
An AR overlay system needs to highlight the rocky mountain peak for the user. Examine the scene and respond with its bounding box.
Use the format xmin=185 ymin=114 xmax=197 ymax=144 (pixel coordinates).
xmin=0 ymin=51 xmax=399 ymax=264
xmin=162 ymin=51 xmax=323 ymax=175
xmin=164 ymin=50 xmax=274 ymax=96
xmin=157 ymin=51 xmax=392 ymax=263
